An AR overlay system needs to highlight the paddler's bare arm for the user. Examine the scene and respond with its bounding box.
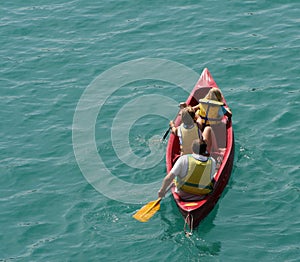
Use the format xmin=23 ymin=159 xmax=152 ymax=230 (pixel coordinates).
xmin=168 ymin=102 xmax=187 ymax=135
xmin=169 ymin=120 xmax=177 ymax=135
xmin=158 ymin=172 xmax=175 ymax=198
xmin=192 ymin=104 xmax=200 ymax=111
xmin=224 ymin=106 xmax=232 ymax=118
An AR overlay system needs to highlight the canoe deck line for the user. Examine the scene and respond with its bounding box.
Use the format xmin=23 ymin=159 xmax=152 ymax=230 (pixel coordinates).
xmin=165 ymin=68 xmax=234 ymax=230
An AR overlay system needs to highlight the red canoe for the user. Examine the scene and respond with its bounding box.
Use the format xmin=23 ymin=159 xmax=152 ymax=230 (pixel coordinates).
xmin=166 ymin=68 xmax=234 ymax=230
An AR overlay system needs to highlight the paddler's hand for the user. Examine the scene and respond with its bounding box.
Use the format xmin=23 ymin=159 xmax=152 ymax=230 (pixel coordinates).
xmin=158 ymin=188 xmax=165 ymax=198
xmin=169 ymin=120 xmax=175 ymax=128
xmin=179 ymin=102 xmax=187 ymax=109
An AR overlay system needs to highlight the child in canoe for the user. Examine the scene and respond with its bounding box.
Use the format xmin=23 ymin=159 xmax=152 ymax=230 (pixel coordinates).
xmin=169 ymin=106 xmax=216 ymax=155
xmin=193 ymin=87 xmax=232 ymax=130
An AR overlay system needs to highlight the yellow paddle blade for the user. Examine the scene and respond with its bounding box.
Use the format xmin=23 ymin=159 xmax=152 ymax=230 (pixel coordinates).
xmin=132 ymin=198 xmax=161 ymax=222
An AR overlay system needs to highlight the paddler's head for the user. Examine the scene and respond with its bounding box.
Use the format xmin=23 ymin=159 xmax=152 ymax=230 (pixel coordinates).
xmin=181 ymin=106 xmax=195 ymax=126
xmin=192 ymin=138 xmax=208 ymax=156
xmin=206 ymin=87 xmax=223 ymax=102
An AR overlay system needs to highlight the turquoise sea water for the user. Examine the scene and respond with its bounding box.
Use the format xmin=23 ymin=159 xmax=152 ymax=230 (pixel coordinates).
xmin=1 ymin=1 xmax=300 ymax=261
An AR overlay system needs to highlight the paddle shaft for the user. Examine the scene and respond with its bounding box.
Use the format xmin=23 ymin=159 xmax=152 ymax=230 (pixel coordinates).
xmin=162 ymin=127 xmax=171 ymax=141
xmin=162 ymin=103 xmax=186 ymax=141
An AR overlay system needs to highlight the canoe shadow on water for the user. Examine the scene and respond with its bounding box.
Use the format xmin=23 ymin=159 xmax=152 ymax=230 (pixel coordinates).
xmin=156 ymin=165 xmax=234 ymax=257
xmin=159 ymin=198 xmax=222 ymax=257
xmin=159 ymin=195 xmax=220 ymax=235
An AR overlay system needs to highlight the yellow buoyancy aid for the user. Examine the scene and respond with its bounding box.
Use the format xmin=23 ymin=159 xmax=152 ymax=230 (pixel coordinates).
xmin=179 ymin=124 xmax=201 ymax=155
xmin=196 ymin=98 xmax=224 ymax=125
xmin=175 ymin=155 xmax=213 ymax=195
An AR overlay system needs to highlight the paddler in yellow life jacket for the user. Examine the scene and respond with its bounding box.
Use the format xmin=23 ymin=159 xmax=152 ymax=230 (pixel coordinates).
xmin=193 ymin=87 xmax=232 ymax=129
xmin=158 ymin=139 xmax=216 ymax=201
xmin=169 ymin=106 xmax=202 ymax=155
xmin=170 ymin=106 xmax=217 ymax=154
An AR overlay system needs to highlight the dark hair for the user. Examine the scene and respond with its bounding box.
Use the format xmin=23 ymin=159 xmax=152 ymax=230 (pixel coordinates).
xmin=192 ymin=139 xmax=207 ymax=155
xmin=181 ymin=106 xmax=195 ymax=126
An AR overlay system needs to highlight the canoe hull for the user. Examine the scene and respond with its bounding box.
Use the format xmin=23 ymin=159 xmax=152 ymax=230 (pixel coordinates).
xmin=171 ymin=136 xmax=234 ymax=229
xmin=166 ymin=68 xmax=234 ymax=229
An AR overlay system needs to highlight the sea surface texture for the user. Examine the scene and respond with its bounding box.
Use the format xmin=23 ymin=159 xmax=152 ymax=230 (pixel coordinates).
xmin=1 ymin=1 xmax=299 ymax=261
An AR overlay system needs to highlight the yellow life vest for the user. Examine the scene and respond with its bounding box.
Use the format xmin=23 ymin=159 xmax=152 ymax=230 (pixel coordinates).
xmin=175 ymin=155 xmax=213 ymax=195
xmin=196 ymin=98 xmax=224 ymax=125
xmin=179 ymin=124 xmax=201 ymax=155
